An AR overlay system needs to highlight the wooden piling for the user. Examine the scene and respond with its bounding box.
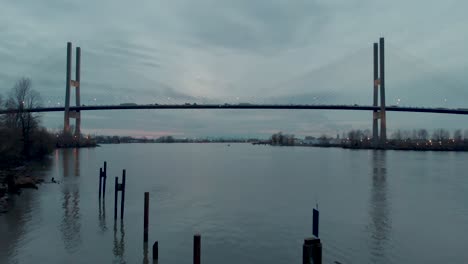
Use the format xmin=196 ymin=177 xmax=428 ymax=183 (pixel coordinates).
xmin=193 ymin=234 xmax=201 ymax=264
xmin=302 ymin=243 xmax=312 ymax=264
xmin=143 ymin=242 xmax=149 ymax=264
xmin=114 ymin=177 xmax=118 ymax=220
xmin=303 ymin=237 xmax=322 ymax=264
xmin=152 ymin=241 xmax=158 ymax=260
xmin=103 ymin=172 xmax=107 ymax=199
xmin=144 ymin=192 xmax=149 ymax=242
xmin=121 ymin=170 xmax=126 ymax=219
xmin=99 ymin=168 xmax=103 ymax=199
xmin=103 ymin=161 xmax=107 ymax=198
xmin=313 ymin=208 xmax=319 ymax=237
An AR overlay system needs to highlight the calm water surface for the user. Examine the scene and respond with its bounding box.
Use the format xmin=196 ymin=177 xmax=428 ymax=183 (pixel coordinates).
xmin=1 ymin=144 xmax=468 ymax=263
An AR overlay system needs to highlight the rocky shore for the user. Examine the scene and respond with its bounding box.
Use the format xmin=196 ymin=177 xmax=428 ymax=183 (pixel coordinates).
xmin=0 ymin=166 xmax=46 ymax=214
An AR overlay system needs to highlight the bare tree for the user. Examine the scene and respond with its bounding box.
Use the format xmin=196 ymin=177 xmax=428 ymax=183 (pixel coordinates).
xmin=319 ymin=134 xmax=329 ymax=144
xmin=454 ymin=129 xmax=462 ymax=142
xmin=348 ymin=130 xmax=357 ymax=141
xmin=464 ymin=130 xmax=468 ymax=141
xmin=432 ymin=129 xmax=450 ymax=141
xmin=411 ymin=129 xmax=418 ymax=140
xmin=362 ymin=129 xmax=371 ymax=139
xmin=417 ymin=129 xmax=428 ymax=140
xmin=5 ymin=78 xmax=42 ymax=156
xmin=401 ymin=130 xmax=411 ymax=140
xmin=391 ymin=130 xmax=402 ymax=140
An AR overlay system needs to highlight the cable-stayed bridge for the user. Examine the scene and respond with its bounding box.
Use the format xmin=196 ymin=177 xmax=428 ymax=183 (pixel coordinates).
xmin=1 ymin=37 xmax=467 ymax=147
xmin=2 ymin=104 xmax=467 ymax=115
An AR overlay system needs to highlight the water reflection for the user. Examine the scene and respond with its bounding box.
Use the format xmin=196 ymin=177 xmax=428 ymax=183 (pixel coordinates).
xmin=0 ymin=190 xmax=35 ymax=263
xmin=369 ymin=150 xmax=391 ymax=261
xmin=113 ymin=220 xmax=126 ymax=263
xmin=60 ymin=149 xmax=82 ymax=253
xmin=143 ymin=242 xmax=149 ymax=264
xmin=73 ymin=148 xmax=80 ymax=177
xmin=99 ymin=201 xmax=108 ymax=233
xmin=0 ymin=158 xmax=53 ymax=263
xmin=62 ymin=148 xmax=80 ymax=178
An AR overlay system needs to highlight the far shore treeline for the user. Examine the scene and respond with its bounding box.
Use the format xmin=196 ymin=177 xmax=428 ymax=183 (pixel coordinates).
xmin=0 ymin=78 xmax=95 ymax=169
xmin=267 ymin=129 xmax=468 ymax=151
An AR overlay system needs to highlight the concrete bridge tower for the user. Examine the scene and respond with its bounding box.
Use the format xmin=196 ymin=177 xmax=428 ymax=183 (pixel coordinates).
xmin=372 ymin=37 xmax=387 ymax=147
xmin=64 ymin=42 xmax=81 ymax=136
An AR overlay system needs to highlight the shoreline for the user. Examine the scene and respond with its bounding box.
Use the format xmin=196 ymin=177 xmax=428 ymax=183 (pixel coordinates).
xmin=256 ymin=142 xmax=468 ymax=152
xmin=0 ymin=164 xmax=43 ymax=214
xmin=0 ymin=145 xmax=96 ymax=214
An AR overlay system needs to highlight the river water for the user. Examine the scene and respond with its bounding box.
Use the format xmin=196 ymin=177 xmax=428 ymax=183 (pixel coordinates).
xmin=1 ymin=144 xmax=467 ymax=264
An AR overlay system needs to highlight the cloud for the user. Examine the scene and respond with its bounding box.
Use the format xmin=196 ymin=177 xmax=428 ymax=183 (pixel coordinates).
xmin=163 ymin=0 xmax=329 ymax=53
xmin=2 ymin=0 xmax=468 ymax=137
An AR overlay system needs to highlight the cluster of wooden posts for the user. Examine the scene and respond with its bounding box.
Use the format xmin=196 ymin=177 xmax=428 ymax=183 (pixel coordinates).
xmin=97 ymin=161 xmax=321 ymax=264
xmin=98 ymin=161 xmax=126 ymax=220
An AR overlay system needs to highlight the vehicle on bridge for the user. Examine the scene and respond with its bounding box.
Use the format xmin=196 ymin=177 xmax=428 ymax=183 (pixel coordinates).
xmin=119 ymin=103 xmax=138 ymax=106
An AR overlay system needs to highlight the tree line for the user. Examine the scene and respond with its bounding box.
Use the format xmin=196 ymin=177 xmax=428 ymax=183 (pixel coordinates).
xmin=0 ymin=78 xmax=55 ymax=168
xmin=345 ymin=128 xmax=468 ymax=142
xmin=270 ymin=132 xmax=295 ymax=146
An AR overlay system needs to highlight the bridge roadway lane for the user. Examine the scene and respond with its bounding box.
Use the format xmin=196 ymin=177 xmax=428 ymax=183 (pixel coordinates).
xmin=1 ymin=104 xmax=468 ymax=115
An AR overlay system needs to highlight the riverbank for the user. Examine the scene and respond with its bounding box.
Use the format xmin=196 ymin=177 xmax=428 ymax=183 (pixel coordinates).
xmin=0 ymin=168 xmax=34 ymax=214
xmin=0 ymin=158 xmax=55 ymax=214
xmin=56 ymin=144 xmax=99 ymax=148
xmin=342 ymin=144 xmax=468 ymax=151
xmin=56 ymin=141 xmax=98 ymax=148
xmin=256 ymin=142 xmax=468 ymax=152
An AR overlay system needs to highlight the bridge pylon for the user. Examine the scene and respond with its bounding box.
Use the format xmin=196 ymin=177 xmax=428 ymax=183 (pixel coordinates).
xmin=64 ymin=42 xmax=81 ymax=137
xmin=372 ymin=37 xmax=387 ymax=148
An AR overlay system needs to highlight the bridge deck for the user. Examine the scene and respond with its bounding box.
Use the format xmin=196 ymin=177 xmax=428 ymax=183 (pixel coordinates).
xmin=1 ymin=104 xmax=468 ymax=115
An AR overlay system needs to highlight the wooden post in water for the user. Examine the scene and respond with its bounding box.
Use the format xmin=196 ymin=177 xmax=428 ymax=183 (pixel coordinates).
xmin=152 ymin=241 xmax=159 ymax=260
xmin=99 ymin=161 xmax=108 ymax=200
xmin=102 ymin=172 xmax=107 ymax=199
xmin=313 ymin=208 xmax=319 ymax=237
xmin=302 ymin=241 xmax=312 ymax=264
xmin=99 ymin=167 xmax=103 ymax=199
xmin=121 ymin=170 xmax=126 ymax=219
xmin=144 ymin=192 xmax=149 ymax=242
xmin=303 ymin=237 xmax=322 ymax=264
xmin=114 ymin=177 xmax=118 ymax=220
xmin=113 ymin=171 xmax=126 ymax=220
xmin=193 ymin=234 xmax=201 ymax=264
xmin=143 ymin=242 xmax=149 ymax=264
xmin=103 ymin=161 xmax=107 ymax=198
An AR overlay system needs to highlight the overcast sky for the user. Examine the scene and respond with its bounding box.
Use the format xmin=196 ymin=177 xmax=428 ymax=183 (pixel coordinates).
xmin=1 ymin=0 xmax=468 ymax=138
